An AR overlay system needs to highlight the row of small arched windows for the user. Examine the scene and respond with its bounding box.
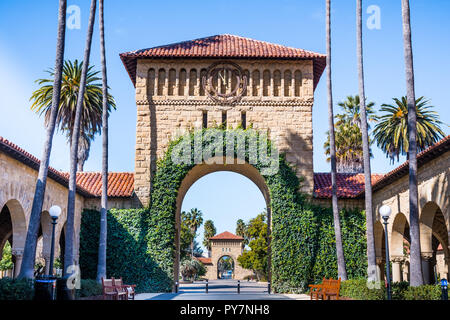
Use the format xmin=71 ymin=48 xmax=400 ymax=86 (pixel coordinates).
xmin=147 ymin=68 xmax=303 ymax=97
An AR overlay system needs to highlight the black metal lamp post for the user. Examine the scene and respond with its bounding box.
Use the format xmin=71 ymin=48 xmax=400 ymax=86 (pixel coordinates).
xmin=48 ymin=205 xmax=61 ymax=276
xmin=379 ymin=205 xmax=392 ymax=300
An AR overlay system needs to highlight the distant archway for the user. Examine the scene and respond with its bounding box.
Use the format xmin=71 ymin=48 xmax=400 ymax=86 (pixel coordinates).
xmin=217 ymin=255 xmax=235 ymax=279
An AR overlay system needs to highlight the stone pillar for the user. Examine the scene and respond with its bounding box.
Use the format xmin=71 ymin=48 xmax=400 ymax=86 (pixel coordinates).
xmin=421 ymin=252 xmax=433 ymax=284
xmin=43 ymin=254 xmax=51 ymax=275
xmin=391 ymin=256 xmax=403 ymax=283
xmin=445 ymin=257 xmax=450 ymax=280
xmin=376 ymin=257 xmax=384 ymax=281
xmin=12 ymin=250 xmax=23 ymax=278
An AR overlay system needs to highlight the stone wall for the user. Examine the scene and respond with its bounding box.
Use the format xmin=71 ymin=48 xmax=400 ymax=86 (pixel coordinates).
xmin=133 ymin=58 xmax=316 ymax=206
xmin=0 ymin=152 xmax=85 ymax=276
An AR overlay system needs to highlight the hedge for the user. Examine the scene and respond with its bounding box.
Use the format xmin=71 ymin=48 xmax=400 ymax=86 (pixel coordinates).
xmin=0 ymin=278 xmax=34 ymax=300
xmin=340 ymin=279 xmax=444 ymax=300
xmin=80 ymin=127 xmax=367 ymax=293
xmin=76 ymin=279 xmax=103 ymax=298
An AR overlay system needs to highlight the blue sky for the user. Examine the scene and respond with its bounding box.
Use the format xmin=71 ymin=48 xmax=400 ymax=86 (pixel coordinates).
xmin=0 ymin=1 xmax=448 ymax=252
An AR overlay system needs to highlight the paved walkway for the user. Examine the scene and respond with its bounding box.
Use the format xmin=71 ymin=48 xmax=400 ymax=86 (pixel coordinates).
xmin=135 ymin=279 xmax=310 ymax=300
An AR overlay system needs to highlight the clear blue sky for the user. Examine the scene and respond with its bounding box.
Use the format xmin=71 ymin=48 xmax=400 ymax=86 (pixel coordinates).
xmin=0 ymin=1 xmax=448 ymax=253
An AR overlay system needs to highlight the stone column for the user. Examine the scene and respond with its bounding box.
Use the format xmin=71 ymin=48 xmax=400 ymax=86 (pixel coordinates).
xmin=391 ymin=256 xmax=403 ymax=283
xmin=43 ymin=254 xmax=51 ymax=275
xmin=12 ymin=250 xmax=23 ymax=278
xmin=444 ymin=257 xmax=450 ymax=280
xmin=376 ymin=257 xmax=384 ymax=281
xmin=421 ymin=252 xmax=433 ymax=284
xmin=175 ymin=69 xmax=180 ymax=96
xmin=280 ymin=70 xmax=285 ymax=97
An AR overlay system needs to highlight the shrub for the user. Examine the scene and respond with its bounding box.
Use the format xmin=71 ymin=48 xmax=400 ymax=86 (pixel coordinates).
xmin=391 ymin=281 xmax=410 ymax=300
xmin=76 ymin=279 xmax=103 ymax=298
xmin=341 ymin=279 xmax=443 ymax=300
xmin=0 ymin=278 xmax=34 ymax=300
xmin=403 ymin=284 xmax=442 ymax=300
xmin=340 ymin=279 xmax=385 ymax=300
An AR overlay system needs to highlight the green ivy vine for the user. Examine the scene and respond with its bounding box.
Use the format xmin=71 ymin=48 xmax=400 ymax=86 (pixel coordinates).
xmin=79 ymin=127 xmax=367 ymax=293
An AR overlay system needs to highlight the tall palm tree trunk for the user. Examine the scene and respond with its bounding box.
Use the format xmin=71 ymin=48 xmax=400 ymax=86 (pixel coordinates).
xmin=18 ymin=0 xmax=67 ymax=279
xmin=401 ymin=0 xmax=423 ymax=286
xmin=356 ymin=0 xmax=377 ymax=281
xmin=96 ymin=0 xmax=108 ymax=283
xmin=326 ymin=0 xmax=347 ymax=280
xmin=64 ymin=0 xmax=97 ymax=275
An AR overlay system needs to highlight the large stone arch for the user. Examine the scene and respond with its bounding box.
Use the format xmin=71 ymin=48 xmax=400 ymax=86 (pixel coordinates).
xmin=0 ymin=200 xmax=27 ymax=277
xmin=2 ymin=200 xmax=27 ymax=254
xmin=390 ymin=212 xmax=410 ymax=282
xmin=174 ymin=157 xmax=271 ymax=285
xmin=390 ymin=212 xmax=410 ymax=257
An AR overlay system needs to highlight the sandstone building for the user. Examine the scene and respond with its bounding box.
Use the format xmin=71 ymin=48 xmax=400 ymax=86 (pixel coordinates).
xmin=0 ymin=35 xmax=448 ymax=284
xmin=196 ymin=231 xmax=254 ymax=280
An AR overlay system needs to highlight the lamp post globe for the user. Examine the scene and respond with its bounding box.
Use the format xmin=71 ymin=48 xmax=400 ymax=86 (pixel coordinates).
xmin=379 ymin=205 xmax=392 ymax=221
xmin=49 ymin=205 xmax=62 ymax=219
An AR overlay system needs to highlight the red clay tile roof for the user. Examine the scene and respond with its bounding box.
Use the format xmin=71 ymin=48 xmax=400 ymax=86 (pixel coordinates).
xmin=60 ymin=172 xmax=135 ymax=198
xmin=366 ymin=135 xmax=450 ymax=195
xmin=0 ymin=136 xmax=134 ymax=198
xmin=313 ymin=173 xmax=385 ymax=199
xmin=195 ymin=257 xmax=212 ymax=265
xmin=210 ymin=231 xmax=244 ymax=241
xmin=120 ymin=34 xmax=326 ymax=89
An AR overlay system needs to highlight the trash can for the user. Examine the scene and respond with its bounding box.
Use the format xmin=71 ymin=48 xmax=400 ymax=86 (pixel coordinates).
xmin=56 ymin=276 xmax=75 ymax=300
xmin=34 ymin=276 xmax=57 ymax=300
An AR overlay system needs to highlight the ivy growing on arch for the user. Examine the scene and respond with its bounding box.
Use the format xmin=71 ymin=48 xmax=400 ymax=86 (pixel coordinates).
xmin=80 ymin=127 xmax=367 ymax=293
xmin=147 ymin=127 xmax=367 ymax=292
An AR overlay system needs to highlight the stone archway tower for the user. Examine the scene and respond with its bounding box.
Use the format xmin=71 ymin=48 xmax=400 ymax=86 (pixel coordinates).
xmin=207 ymin=231 xmax=253 ymax=280
xmin=120 ymin=34 xmax=326 ymax=206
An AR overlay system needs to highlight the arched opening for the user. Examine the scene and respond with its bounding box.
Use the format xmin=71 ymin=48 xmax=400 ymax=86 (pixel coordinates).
xmin=420 ymin=202 xmax=449 ymax=283
xmin=0 ymin=200 xmax=26 ymax=277
xmin=175 ymin=160 xmax=270 ymax=289
xmin=217 ymin=255 xmax=234 ymax=279
xmin=390 ymin=212 xmax=410 ymax=282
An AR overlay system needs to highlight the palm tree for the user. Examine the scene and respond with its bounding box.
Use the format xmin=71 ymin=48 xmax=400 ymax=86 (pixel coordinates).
xmin=96 ymin=0 xmax=109 ymax=283
xmin=65 ymin=0 xmax=97 ymax=276
xmin=183 ymin=208 xmax=204 ymax=257
xmin=18 ymin=0 xmax=67 ymax=279
xmin=335 ymin=95 xmax=376 ymax=128
xmin=30 ymin=60 xmax=116 ymax=171
xmin=324 ymin=123 xmax=367 ymax=173
xmin=373 ymin=96 xmax=444 ymax=163
xmin=203 ymin=220 xmax=216 ymax=255
xmin=401 ymin=0 xmax=423 ymax=287
xmin=324 ymin=96 xmax=375 ymax=173
xmin=326 ymin=0 xmax=347 ymax=280
xmin=236 ymin=219 xmax=247 ymax=248
xmin=356 ymin=0 xmax=377 ymax=282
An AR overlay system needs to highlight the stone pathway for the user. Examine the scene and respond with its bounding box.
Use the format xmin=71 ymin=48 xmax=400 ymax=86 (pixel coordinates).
xmin=135 ymin=279 xmax=310 ymax=300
